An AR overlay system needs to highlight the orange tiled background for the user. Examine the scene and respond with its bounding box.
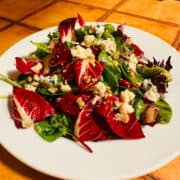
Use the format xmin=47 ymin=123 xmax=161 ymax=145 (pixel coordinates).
xmin=0 ymin=0 xmax=180 ymax=180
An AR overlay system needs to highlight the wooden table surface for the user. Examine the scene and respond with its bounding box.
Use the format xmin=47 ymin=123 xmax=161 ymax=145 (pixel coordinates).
xmin=0 ymin=0 xmax=180 ymax=179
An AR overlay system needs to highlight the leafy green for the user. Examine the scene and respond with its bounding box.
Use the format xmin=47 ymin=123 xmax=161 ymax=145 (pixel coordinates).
xmin=137 ymin=65 xmax=172 ymax=82
xmin=104 ymin=24 xmax=115 ymax=34
xmin=64 ymin=41 xmax=74 ymax=48
xmin=103 ymin=66 xmax=119 ymax=89
xmin=75 ymin=27 xmax=89 ymax=42
xmin=36 ymin=86 xmax=61 ymax=97
xmin=98 ymin=50 xmax=113 ymax=66
xmin=102 ymin=31 xmax=114 ymax=40
xmin=0 ymin=73 xmax=21 ymax=88
xmin=31 ymin=41 xmax=51 ymax=54
xmin=120 ymin=64 xmax=143 ymax=85
xmin=17 ymin=74 xmax=33 ymax=86
xmin=35 ymin=113 xmax=73 ymax=142
xmin=114 ymin=36 xmax=123 ymax=51
xmin=98 ymin=51 xmax=121 ymax=89
xmin=36 ymin=84 xmax=79 ymax=101
xmin=155 ymin=99 xmax=172 ymax=124
xmin=31 ymin=41 xmax=51 ymax=59
xmin=134 ymin=98 xmax=144 ymax=120
xmin=48 ymin=31 xmax=59 ymax=41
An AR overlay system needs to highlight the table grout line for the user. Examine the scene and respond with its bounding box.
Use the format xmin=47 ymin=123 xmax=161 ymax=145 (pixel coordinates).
xmin=16 ymin=0 xmax=57 ymax=22
xmin=0 ymin=0 xmax=179 ymax=33
xmin=143 ymin=174 xmax=160 ymax=180
xmin=148 ymin=174 xmax=161 ymax=180
xmin=0 ymin=0 xmax=57 ymax=32
xmin=0 ymin=18 xmax=42 ymax=32
xmin=60 ymin=0 xmax=117 ymax=11
xmin=96 ymin=0 xmax=127 ymax=21
xmin=113 ymin=10 xmax=180 ymax=28
xmin=172 ymin=30 xmax=180 ymax=50
xmin=62 ymin=0 xmax=180 ymax=27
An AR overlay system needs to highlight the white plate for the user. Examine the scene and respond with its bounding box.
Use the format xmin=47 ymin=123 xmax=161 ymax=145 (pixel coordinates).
xmin=0 ymin=23 xmax=180 ymax=180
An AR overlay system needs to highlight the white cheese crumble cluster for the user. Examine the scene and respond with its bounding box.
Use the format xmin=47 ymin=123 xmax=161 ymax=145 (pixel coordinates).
xmin=91 ymin=82 xmax=112 ymax=98
xmin=94 ymin=38 xmax=116 ymax=54
xmin=30 ymin=62 xmax=43 ymax=73
xmin=88 ymin=24 xmax=105 ymax=36
xmin=128 ymin=54 xmax=138 ymax=73
xmin=114 ymin=89 xmax=135 ymax=124
xmin=25 ymin=74 xmax=71 ymax=93
xmin=71 ymin=45 xmax=95 ymax=60
xmin=143 ymin=79 xmax=160 ymax=102
xmin=82 ymin=35 xmax=95 ymax=47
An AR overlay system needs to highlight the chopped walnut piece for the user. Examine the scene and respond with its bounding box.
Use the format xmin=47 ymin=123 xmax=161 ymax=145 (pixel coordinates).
xmin=83 ymin=76 xmax=92 ymax=83
xmin=48 ymin=87 xmax=57 ymax=93
xmin=76 ymin=97 xmax=85 ymax=109
xmin=113 ymin=51 xmax=120 ymax=59
xmin=114 ymin=113 xmax=129 ymax=124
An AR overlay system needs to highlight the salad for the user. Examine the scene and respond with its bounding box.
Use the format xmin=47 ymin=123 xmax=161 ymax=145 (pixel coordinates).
xmin=0 ymin=15 xmax=173 ymax=153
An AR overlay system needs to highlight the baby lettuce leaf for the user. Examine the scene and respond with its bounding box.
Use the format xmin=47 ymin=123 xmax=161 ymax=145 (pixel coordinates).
xmin=104 ymin=24 xmax=115 ymax=34
xmin=103 ymin=66 xmax=119 ymax=89
xmin=155 ymin=99 xmax=172 ymax=124
xmin=0 ymin=73 xmax=21 ymax=88
xmin=98 ymin=50 xmax=112 ymax=66
xmin=114 ymin=36 xmax=123 ymax=51
xmin=137 ymin=65 xmax=172 ymax=82
xmin=102 ymin=31 xmax=115 ymax=41
xmin=35 ymin=113 xmax=73 ymax=142
xmin=120 ymin=64 xmax=143 ymax=85
xmin=75 ymin=26 xmax=89 ymax=42
xmin=34 ymin=113 xmax=93 ymax=153
xmin=48 ymin=31 xmax=59 ymax=41
xmin=134 ymin=98 xmax=144 ymax=120
xmin=98 ymin=51 xmax=121 ymax=89
xmin=31 ymin=41 xmax=51 ymax=59
xmin=31 ymin=41 xmax=51 ymax=54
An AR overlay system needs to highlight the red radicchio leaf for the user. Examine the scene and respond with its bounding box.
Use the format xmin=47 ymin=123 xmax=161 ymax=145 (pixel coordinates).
xmin=117 ymin=25 xmax=128 ymax=41
xmin=107 ymin=113 xmax=145 ymax=139
xmin=50 ymin=40 xmax=72 ymax=67
xmin=55 ymin=93 xmax=91 ymax=117
xmin=96 ymin=96 xmax=119 ymax=118
xmin=61 ymin=62 xmax=75 ymax=82
xmin=74 ymin=103 xmax=107 ymax=141
xmin=96 ymin=96 xmax=145 ymax=139
xmin=58 ymin=14 xmax=85 ymax=42
xmin=91 ymin=46 xmax=101 ymax=59
xmin=74 ymin=60 xmax=105 ymax=92
xmin=77 ymin=14 xmax=85 ymax=27
xmin=12 ymin=87 xmax=56 ymax=128
xmin=16 ymin=57 xmax=42 ymax=75
xmin=131 ymin=43 xmax=144 ymax=58
xmin=119 ymin=79 xmax=137 ymax=90
xmin=58 ymin=17 xmax=76 ymax=42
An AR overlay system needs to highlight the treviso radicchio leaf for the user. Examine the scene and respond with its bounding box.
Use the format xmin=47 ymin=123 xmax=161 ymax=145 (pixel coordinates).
xmin=74 ymin=103 xmax=107 ymax=141
xmin=55 ymin=93 xmax=91 ymax=117
xmin=131 ymin=43 xmax=144 ymax=58
xmin=50 ymin=40 xmax=72 ymax=67
xmin=61 ymin=62 xmax=75 ymax=82
xmin=58 ymin=17 xmax=76 ymax=42
xmin=58 ymin=14 xmax=85 ymax=42
xmin=74 ymin=60 xmax=105 ymax=92
xmin=16 ymin=57 xmax=42 ymax=75
xmin=12 ymin=87 xmax=56 ymax=128
xmin=77 ymin=14 xmax=85 ymax=27
xmin=96 ymin=96 xmax=145 ymax=139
